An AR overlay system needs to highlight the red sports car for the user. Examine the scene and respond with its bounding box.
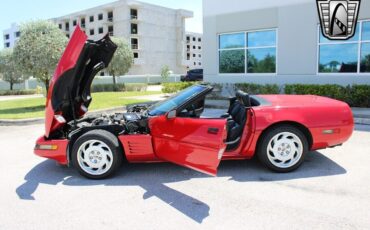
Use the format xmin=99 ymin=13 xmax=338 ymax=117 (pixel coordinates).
xmin=34 ymin=27 xmax=354 ymax=179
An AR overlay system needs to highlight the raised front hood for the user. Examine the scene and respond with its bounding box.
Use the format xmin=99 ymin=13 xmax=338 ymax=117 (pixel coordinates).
xmin=45 ymin=26 xmax=117 ymax=138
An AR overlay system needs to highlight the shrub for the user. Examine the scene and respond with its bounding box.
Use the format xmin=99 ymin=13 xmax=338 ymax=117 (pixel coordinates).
xmin=162 ymin=82 xmax=196 ymax=93
xmin=284 ymin=84 xmax=370 ymax=108
xmin=236 ymin=83 xmax=280 ymax=94
xmin=0 ymin=89 xmax=37 ymax=96
xmin=91 ymin=83 xmax=147 ymax=93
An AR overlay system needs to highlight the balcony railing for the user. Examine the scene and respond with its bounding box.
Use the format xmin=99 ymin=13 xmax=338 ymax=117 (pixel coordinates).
xmin=131 ymin=15 xmax=138 ymax=20
xmin=131 ymin=44 xmax=138 ymax=50
xmin=107 ymin=17 xmax=113 ymax=22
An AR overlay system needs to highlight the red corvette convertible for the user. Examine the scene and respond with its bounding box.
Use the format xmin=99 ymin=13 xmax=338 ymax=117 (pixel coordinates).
xmin=34 ymin=27 xmax=354 ymax=179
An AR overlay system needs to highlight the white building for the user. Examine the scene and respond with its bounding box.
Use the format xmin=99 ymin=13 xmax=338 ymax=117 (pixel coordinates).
xmin=184 ymin=32 xmax=203 ymax=69
xmin=202 ymin=0 xmax=370 ymax=85
xmin=3 ymin=0 xmax=194 ymax=75
xmin=2 ymin=23 xmax=20 ymax=49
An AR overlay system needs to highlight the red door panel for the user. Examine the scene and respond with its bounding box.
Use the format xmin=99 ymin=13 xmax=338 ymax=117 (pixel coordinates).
xmin=149 ymin=116 xmax=227 ymax=176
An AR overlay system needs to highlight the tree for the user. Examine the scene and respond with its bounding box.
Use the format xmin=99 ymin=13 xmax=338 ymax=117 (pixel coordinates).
xmin=160 ymin=65 xmax=170 ymax=82
xmin=13 ymin=20 xmax=68 ymax=93
xmin=0 ymin=48 xmax=24 ymax=90
xmin=106 ymin=37 xmax=133 ymax=85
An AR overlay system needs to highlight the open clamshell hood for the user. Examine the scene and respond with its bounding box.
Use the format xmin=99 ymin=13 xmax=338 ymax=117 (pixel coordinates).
xmin=44 ymin=26 xmax=117 ymax=138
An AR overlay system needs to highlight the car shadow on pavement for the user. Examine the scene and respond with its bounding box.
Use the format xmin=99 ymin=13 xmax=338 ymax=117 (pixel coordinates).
xmin=16 ymin=151 xmax=346 ymax=223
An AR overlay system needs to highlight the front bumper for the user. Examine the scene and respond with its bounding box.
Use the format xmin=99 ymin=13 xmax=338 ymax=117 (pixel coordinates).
xmin=34 ymin=136 xmax=69 ymax=165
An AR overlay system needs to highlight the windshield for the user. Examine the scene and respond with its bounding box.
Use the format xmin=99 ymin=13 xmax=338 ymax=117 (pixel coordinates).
xmin=148 ymin=85 xmax=208 ymax=116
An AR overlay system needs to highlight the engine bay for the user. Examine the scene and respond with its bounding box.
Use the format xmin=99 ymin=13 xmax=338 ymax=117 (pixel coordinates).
xmin=69 ymin=104 xmax=151 ymax=135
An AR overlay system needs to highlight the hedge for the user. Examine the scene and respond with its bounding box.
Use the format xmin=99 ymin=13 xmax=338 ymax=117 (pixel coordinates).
xmin=91 ymin=83 xmax=147 ymax=92
xmin=0 ymin=89 xmax=37 ymax=96
xmin=284 ymin=84 xmax=370 ymax=108
xmin=236 ymin=83 xmax=280 ymax=94
xmin=161 ymin=82 xmax=196 ymax=93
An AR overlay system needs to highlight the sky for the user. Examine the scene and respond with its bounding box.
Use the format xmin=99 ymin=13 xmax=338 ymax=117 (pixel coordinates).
xmin=0 ymin=0 xmax=203 ymax=48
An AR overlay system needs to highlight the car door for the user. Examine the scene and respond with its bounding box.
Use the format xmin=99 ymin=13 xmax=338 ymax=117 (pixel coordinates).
xmin=149 ymin=115 xmax=227 ymax=176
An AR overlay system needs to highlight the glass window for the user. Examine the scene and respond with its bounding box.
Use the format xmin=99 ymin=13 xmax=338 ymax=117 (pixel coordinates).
xmin=247 ymin=30 xmax=276 ymax=47
xmin=319 ymin=23 xmax=360 ymax=43
xmin=247 ymin=48 xmax=276 ymax=73
xmin=319 ymin=43 xmax=358 ymax=73
xmin=219 ymin=33 xmax=245 ymax=49
xmin=148 ymin=85 xmax=208 ymax=116
xmin=360 ymin=43 xmax=370 ymax=73
xmin=362 ymin=21 xmax=370 ymax=41
xmin=219 ymin=50 xmax=245 ymax=73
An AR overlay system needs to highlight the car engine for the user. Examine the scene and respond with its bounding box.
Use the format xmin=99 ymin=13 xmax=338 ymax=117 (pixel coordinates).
xmin=72 ymin=105 xmax=150 ymax=135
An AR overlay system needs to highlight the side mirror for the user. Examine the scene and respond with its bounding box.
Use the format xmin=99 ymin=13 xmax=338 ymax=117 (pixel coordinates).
xmin=167 ymin=110 xmax=177 ymax=119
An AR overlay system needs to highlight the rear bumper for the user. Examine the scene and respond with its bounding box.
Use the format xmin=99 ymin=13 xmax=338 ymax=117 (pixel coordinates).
xmin=310 ymin=124 xmax=354 ymax=150
xmin=34 ymin=136 xmax=69 ymax=165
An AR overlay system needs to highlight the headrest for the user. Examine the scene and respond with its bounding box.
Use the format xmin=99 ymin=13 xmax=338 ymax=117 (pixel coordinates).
xmin=236 ymin=90 xmax=251 ymax=107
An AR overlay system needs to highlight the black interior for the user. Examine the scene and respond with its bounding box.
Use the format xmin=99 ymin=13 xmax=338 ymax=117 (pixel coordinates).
xmin=224 ymin=90 xmax=251 ymax=150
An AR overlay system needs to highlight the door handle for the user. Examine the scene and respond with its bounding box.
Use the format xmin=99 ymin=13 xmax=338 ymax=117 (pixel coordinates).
xmin=208 ymin=127 xmax=219 ymax=134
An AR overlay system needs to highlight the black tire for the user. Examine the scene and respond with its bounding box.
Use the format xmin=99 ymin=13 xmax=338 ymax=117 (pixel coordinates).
xmin=71 ymin=129 xmax=123 ymax=179
xmin=257 ymin=125 xmax=308 ymax=173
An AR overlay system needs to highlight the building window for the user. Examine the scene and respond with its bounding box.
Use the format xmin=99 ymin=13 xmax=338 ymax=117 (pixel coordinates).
xmin=98 ymin=27 xmax=104 ymax=34
xmin=15 ymin=31 xmax=20 ymax=37
xmin=199 ymin=62 xmax=201 ymax=66
xmin=186 ymin=45 xmax=190 ymax=51
xmin=81 ymin=18 xmax=86 ymax=28
xmin=131 ymin=23 xmax=138 ymax=34
xmin=198 ymin=38 xmax=201 ymax=42
xmin=130 ymin=9 xmax=138 ymax=20
xmin=186 ymin=36 xmax=190 ymax=43
xmin=193 ymin=54 xmax=196 ymax=57
xmin=193 ymin=37 xmax=196 ymax=42
xmin=131 ymin=38 xmax=138 ymax=49
xmin=4 ymin=34 xmax=9 ymax=40
xmin=98 ymin=14 xmax=103 ymax=20
xmin=133 ymin=52 xmax=139 ymax=58
xmin=194 ymin=62 xmax=196 ymax=66
xmin=108 ymin=26 xmax=114 ymax=36
xmin=199 ymin=54 xmax=201 ymax=58
xmin=58 ymin=24 xmax=62 ymax=29
xmin=90 ymin=29 xmax=95 ymax=35
xmin=198 ymin=46 xmax=201 ymax=50
xmin=65 ymin=22 xmax=70 ymax=31
xmin=219 ymin=29 xmax=277 ymax=74
xmin=108 ymin=11 xmax=113 ymax=22
xmin=66 ymin=34 xmax=70 ymax=39
xmin=187 ymin=53 xmax=190 ymax=60
xmin=73 ymin=20 xmax=77 ymax=26
xmin=193 ymin=45 xmax=196 ymax=49
xmin=5 ymin=42 xmax=10 ymax=48
xmin=90 ymin=16 xmax=94 ymax=22
xmin=318 ymin=21 xmax=370 ymax=73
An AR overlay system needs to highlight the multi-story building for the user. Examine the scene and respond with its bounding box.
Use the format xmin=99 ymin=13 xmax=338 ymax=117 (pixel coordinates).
xmin=2 ymin=23 xmax=20 ymax=49
xmin=3 ymin=0 xmax=194 ymax=75
xmin=203 ymin=0 xmax=370 ymax=85
xmin=184 ymin=32 xmax=202 ymax=70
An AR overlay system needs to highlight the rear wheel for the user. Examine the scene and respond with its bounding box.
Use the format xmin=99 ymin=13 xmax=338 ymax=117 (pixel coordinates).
xmin=257 ymin=125 xmax=308 ymax=172
xmin=71 ymin=130 xmax=123 ymax=179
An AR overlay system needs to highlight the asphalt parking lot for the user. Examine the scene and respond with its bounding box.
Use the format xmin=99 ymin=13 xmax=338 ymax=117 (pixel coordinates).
xmin=0 ymin=124 xmax=369 ymax=230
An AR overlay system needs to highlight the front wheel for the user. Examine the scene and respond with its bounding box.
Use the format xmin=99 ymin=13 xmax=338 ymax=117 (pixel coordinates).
xmin=71 ymin=130 xmax=123 ymax=179
xmin=257 ymin=125 xmax=308 ymax=172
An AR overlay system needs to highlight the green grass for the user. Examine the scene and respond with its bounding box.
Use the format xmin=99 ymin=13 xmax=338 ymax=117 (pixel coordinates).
xmin=0 ymin=91 xmax=162 ymax=119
